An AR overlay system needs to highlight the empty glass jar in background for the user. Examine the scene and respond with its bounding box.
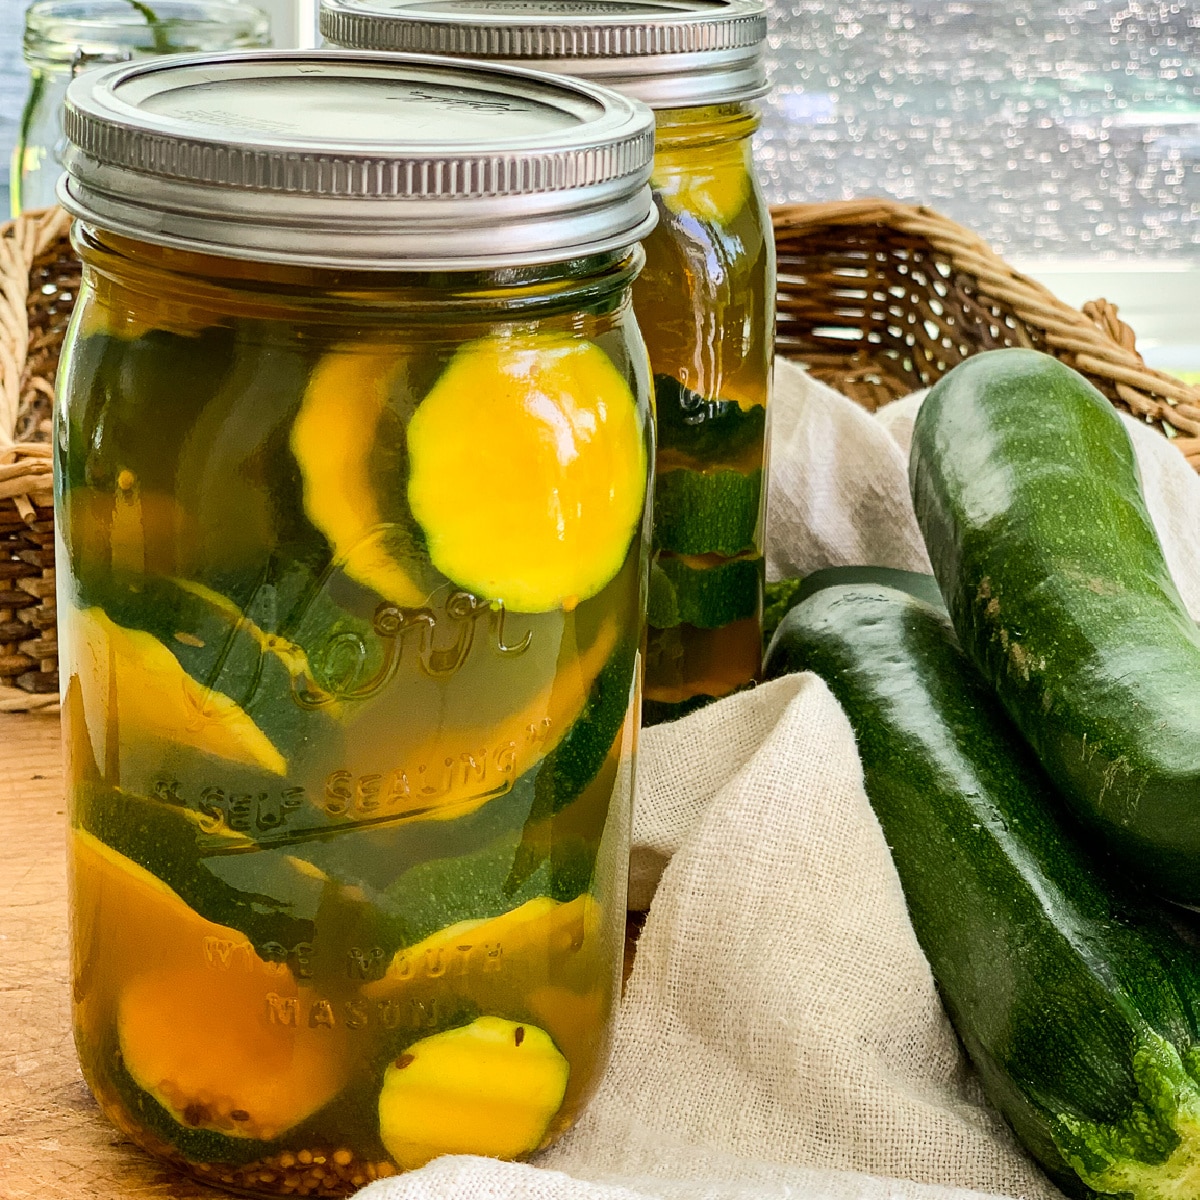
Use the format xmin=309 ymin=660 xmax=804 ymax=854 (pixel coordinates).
xmin=56 ymin=49 xmax=655 ymax=1195
xmin=320 ymin=0 xmax=776 ymax=724
xmin=11 ymin=0 xmax=269 ymax=215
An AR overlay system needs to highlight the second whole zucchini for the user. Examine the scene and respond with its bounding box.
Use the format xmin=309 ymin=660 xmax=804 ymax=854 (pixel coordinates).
xmin=909 ymin=349 xmax=1200 ymax=906
xmin=765 ymin=582 xmax=1200 ymax=1200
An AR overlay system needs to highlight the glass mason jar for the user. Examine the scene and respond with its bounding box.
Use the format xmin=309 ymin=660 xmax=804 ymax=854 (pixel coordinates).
xmin=11 ymin=0 xmax=270 ymax=216
xmin=56 ymin=51 xmax=655 ymax=1196
xmin=320 ymin=0 xmax=775 ymax=725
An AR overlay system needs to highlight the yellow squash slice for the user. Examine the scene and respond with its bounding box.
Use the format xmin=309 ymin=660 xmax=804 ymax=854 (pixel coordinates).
xmin=118 ymin=963 xmax=348 ymax=1142
xmin=652 ymin=139 xmax=752 ymax=226
xmin=406 ymin=336 xmax=647 ymax=613
xmin=292 ymin=348 xmax=429 ymax=607
xmin=366 ymin=893 xmax=600 ymax=995
xmin=377 ymin=1017 xmax=569 ymax=1170
xmin=73 ymin=831 xmax=348 ymax=1140
xmin=68 ymin=605 xmax=286 ymax=776
xmin=386 ymin=617 xmax=619 ymax=824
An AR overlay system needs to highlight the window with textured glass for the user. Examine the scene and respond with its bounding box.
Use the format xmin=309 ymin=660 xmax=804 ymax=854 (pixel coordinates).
xmin=760 ymin=0 xmax=1200 ymax=371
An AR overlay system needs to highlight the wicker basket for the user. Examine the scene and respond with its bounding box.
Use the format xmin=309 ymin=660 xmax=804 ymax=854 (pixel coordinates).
xmin=1 ymin=207 xmax=77 ymax=713
xmin=2 ymin=198 xmax=1198 ymax=712
xmin=773 ymin=198 xmax=1200 ymax=464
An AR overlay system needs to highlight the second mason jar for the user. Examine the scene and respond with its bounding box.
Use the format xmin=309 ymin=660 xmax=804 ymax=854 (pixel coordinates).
xmin=55 ymin=50 xmax=655 ymax=1196
xmin=320 ymin=0 xmax=776 ymax=723
xmin=12 ymin=0 xmax=271 ymax=216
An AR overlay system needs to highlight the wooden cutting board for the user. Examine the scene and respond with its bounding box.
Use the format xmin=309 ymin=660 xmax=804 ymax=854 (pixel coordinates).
xmin=0 ymin=713 xmax=642 ymax=1200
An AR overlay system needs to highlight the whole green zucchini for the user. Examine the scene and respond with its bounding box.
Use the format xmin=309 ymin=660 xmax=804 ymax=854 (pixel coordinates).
xmin=764 ymin=581 xmax=1200 ymax=1200
xmin=909 ymin=348 xmax=1200 ymax=905
xmin=763 ymin=568 xmax=943 ymax=647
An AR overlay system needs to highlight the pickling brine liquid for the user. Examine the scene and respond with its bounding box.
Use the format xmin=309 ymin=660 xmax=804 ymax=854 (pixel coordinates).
xmin=57 ymin=230 xmax=652 ymax=1195
xmin=636 ymin=103 xmax=775 ymax=724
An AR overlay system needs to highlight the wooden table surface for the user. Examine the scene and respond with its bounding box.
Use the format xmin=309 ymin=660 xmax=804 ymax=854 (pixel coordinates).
xmin=0 ymin=713 xmax=643 ymax=1200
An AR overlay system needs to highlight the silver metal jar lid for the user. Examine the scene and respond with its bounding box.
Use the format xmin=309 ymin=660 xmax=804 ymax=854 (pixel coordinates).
xmin=58 ymin=50 xmax=657 ymax=270
xmin=319 ymin=0 xmax=768 ymax=110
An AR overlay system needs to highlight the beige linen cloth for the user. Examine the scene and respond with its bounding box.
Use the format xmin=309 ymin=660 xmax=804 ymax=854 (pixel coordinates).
xmin=360 ymin=360 xmax=1200 ymax=1200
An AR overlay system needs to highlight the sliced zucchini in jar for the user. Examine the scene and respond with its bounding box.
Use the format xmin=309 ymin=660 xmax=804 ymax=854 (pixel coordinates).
xmin=648 ymin=554 xmax=762 ymax=631
xmin=654 ymin=374 xmax=767 ymax=459
xmin=406 ymin=335 xmax=648 ymax=614
xmin=653 ymin=467 xmax=762 ymax=557
xmin=62 ymin=570 xmax=353 ymax=782
xmin=367 ymin=893 xmax=600 ymax=996
xmin=68 ymin=604 xmax=287 ymax=776
xmin=291 ymin=347 xmax=437 ymax=608
xmin=118 ymin=962 xmax=348 ymax=1145
xmin=651 ymin=139 xmax=752 ymax=226
xmin=377 ymin=1017 xmax=569 ymax=1170
xmin=74 ymin=832 xmax=349 ymax=1148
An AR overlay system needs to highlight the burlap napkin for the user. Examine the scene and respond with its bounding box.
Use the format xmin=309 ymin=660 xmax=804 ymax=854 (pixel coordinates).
xmin=359 ymin=359 xmax=1200 ymax=1200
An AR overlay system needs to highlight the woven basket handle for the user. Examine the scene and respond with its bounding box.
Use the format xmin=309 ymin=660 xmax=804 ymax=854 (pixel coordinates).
xmin=0 ymin=208 xmax=70 ymax=515
xmin=1082 ymin=299 xmax=1140 ymax=358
